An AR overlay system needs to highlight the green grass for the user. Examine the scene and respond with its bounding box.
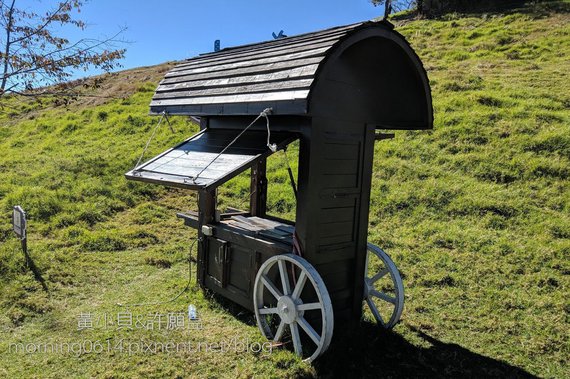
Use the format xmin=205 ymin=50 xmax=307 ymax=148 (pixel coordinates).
xmin=0 ymin=4 xmax=569 ymax=378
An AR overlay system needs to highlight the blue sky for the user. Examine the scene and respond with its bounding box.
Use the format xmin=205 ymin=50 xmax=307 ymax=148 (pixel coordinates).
xmin=57 ymin=0 xmax=385 ymax=77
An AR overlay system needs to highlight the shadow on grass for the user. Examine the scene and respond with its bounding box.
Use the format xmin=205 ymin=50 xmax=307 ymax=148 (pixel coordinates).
xmin=314 ymin=321 xmax=537 ymax=378
xmin=205 ymin=292 xmax=536 ymax=377
xmin=23 ymin=249 xmax=49 ymax=292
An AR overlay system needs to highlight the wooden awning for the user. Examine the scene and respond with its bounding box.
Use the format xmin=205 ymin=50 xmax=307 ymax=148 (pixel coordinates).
xmin=125 ymin=128 xmax=297 ymax=190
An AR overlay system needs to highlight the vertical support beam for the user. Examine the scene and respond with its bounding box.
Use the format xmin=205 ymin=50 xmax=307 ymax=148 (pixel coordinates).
xmin=199 ymin=116 xmax=209 ymax=131
xmin=250 ymin=158 xmax=267 ymax=217
xmin=197 ymin=189 xmax=216 ymax=286
xmin=293 ymin=127 xmax=312 ymax=255
xmin=351 ymin=123 xmax=376 ymax=322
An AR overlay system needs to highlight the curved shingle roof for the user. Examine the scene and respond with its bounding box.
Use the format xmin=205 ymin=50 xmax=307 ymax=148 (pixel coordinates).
xmin=150 ymin=21 xmax=392 ymax=116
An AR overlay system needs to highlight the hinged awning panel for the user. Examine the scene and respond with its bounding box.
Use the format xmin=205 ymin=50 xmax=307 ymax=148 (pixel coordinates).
xmin=125 ymin=129 xmax=297 ymax=190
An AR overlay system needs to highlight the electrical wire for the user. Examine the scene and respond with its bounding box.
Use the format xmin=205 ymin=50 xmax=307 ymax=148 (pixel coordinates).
xmin=116 ymin=237 xmax=198 ymax=308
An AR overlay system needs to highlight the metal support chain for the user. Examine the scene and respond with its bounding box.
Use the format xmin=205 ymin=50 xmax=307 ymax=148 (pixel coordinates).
xmin=133 ymin=110 xmax=173 ymax=171
xmin=192 ymin=108 xmax=275 ymax=183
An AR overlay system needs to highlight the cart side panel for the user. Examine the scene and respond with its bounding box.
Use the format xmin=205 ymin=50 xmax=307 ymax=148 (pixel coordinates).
xmin=295 ymin=117 xmax=375 ymax=324
xmin=200 ymin=225 xmax=292 ymax=311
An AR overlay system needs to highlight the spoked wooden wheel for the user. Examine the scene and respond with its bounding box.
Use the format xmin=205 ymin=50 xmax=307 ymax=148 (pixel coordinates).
xmin=363 ymin=243 xmax=404 ymax=328
xmin=253 ymin=254 xmax=334 ymax=362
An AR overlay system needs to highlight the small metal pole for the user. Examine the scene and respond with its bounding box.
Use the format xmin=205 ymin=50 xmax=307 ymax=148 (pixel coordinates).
xmin=21 ymin=232 xmax=30 ymax=268
xmin=12 ymin=206 xmax=48 ymax=291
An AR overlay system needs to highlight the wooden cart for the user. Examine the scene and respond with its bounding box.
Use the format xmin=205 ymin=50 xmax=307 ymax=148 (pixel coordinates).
xmin=126 ymin=20 xmax=433 ymax=361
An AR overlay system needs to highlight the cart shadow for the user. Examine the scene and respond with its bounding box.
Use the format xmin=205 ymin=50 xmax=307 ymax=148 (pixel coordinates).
xmin=207 ymin=292 xmax=536 ymax=378
xmin=314 ymin=322 xmax=538 ymax=378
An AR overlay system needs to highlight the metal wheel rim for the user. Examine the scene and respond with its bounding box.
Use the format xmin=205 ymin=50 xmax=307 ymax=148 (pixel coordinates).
xmin=363 ymin=243 xmax=404 ymax=329
xmin=253 ymin=254 xmax=334 ymax=362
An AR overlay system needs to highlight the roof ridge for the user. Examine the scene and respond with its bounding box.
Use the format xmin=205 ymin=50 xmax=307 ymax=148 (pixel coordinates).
xmin=194 ymin=20 xmax=369 ymax=59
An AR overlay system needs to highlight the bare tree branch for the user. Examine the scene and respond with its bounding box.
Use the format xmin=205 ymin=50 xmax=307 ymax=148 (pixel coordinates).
xmin=8 ymin=1 xmax=72 ymax=45
xmin=0 ymin=0 xmax=125 ymax=99
xmin=1 ymin=0 xmax=15 ymax=92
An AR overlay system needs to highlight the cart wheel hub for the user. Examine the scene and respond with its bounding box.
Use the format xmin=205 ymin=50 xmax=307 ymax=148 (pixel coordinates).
xmin=277 ymin=296 xmax=297 ymax=324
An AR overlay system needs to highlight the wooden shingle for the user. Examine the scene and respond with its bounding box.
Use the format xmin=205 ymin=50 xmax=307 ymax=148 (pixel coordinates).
xmin=150 ymin=22 xmax=367 ymax=115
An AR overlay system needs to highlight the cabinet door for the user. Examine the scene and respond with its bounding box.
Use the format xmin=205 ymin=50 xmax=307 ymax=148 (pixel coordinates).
xmin=226 ymin=243 xmax=254 ymax=297
xmin=206 ymin=238 xmax=228 ymax=287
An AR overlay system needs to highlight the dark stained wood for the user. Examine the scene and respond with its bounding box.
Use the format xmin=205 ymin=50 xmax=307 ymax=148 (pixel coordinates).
xmin=178 ymin=23 xmax=360 ymax=66
xmin=207 ymin=115 xmax=310 ymax=132
xmin=149 ymin=23 xmax=361 ymax=116
xmin=150 ymin=21 xmax=433 ymax=123
xmin=375 ymin=132 xmax=395 ymax=140
xmin=250 ymin=159 xmax=267 ymax=217
xmin=125 ymin=129 xmax=298 ymax=190
xmin=214 ymin=223 xmax=292 ymax=255
xmin=157 ymin=65 xmax=318 ymax=92
xmin=204 ymin=275 xmax=253 ymax=311
xmin=177 ymin=212 xmax=199 ymax=229
xmin=168 ymin=39 xmax=338 ymax=75
xmin=131 ymin=19 xmax=434 ymax=334
xmin=153 ymin=79 xmax=313 ymax=100
xmin=166 ymin=47 xmax=329 ymax=80
xmin=150 ymin=90 xmax=310 ymax=108
xmin=206 ymin=238 xmax=229 ymax=287
xmin=150 ymin=99 xmax=309 ymax=117
xmin=198 ymin=189 xmax=217 ymax=286
xmin=158 ymin=57 xmax=321 ymax=86
xmin=351 ymin=123 xmax=377 ymax=322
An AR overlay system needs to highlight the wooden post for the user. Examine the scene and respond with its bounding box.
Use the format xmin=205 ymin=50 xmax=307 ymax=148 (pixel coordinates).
xmin=250 ymin=158 xmax=267 ymax=217
xmin=351 ymin=124 xmax=377 ymax=322
xmin=197 ymin=189 xmax=216 ymax=286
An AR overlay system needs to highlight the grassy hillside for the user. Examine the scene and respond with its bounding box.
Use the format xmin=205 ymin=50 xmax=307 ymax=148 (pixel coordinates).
xmin=0 ymin=3 xmax=568 ymax=378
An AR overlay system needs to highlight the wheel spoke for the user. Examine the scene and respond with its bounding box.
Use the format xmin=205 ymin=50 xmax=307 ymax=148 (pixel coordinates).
xmin=274 ymin=320 xmax=286 ymax=341
xmin=297 ymin=302 xmax=322 ymax=311
xmin=258 ymin=307 xmax=278 ymax=315
xmin=291 ymin=271 xmax=307 ymax=299
xmin=290 ymin=323 xmax=302 ymax=355
xmin=254 ymin=254 xmax=334 ymax=362
xmin=364 ymin=244 xmax=405 ymax=330
xmin=367 ymin=297 xmax=385 ymax=326
xmin=370 ymin=268 xmax=389 ymax=283
xmin=278 ymin=260 xmax=291 ymax=296
xmin=297 ymin=317 xmax=321 ymax=346
xmin=261 ymin=274 xmax=283 ymax=300
xmin=370 ymin=289 xmax=396 ymax=304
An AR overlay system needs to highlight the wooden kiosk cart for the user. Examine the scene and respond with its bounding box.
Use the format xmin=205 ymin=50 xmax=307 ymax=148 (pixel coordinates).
xmin=126 ymin=20 xmax=433 ymax=361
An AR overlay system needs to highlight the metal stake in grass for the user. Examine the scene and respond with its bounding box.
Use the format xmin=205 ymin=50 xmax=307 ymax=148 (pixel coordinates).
xmin=12 ymin=206 xmax=48 ymax=292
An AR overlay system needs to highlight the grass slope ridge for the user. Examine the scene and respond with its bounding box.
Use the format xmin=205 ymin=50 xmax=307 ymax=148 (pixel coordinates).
xmin=0 ymin=4 xmax=568 ymax=378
